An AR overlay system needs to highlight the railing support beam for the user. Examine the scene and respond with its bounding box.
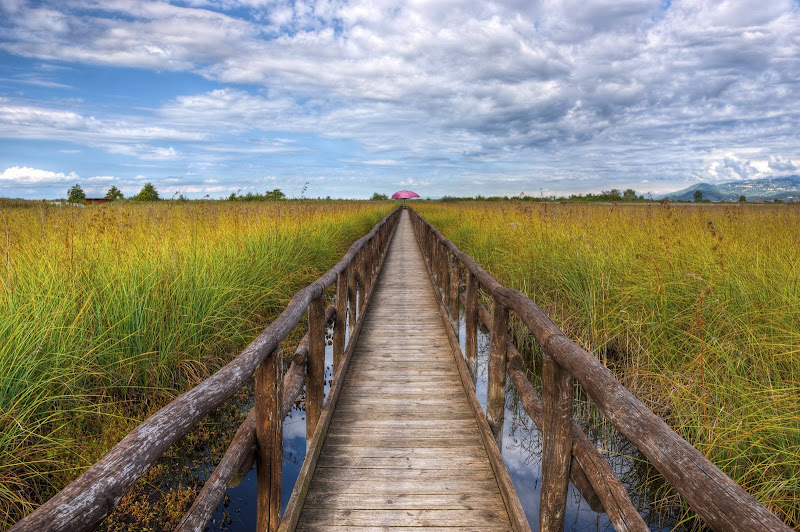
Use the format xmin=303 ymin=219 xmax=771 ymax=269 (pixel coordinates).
xmin=487 ymin=297 xmax=508 ymax=446
xmin=306 ymin=296 xmax=326 ymax=444
xmin=464 ymin=271 xmax=478 ymax=381
xmin=333 ymin=268 xmax=348 ymax=373
xmin=539 ymin=353 xmax=574 ymax=532
xmin=255 ymin=349 xmax=283 ymax=532
xmin=448 ymin=253 xmax=459 ymax=332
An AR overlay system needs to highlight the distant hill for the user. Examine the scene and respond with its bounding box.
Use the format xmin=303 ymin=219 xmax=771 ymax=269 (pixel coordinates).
xmin=662 ymin=175 xmax=800 ymax=202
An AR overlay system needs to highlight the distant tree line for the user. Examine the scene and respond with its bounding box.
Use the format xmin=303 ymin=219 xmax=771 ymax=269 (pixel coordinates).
xmin=227 ymin=188 xmax=286 ymax=201
xmin=55 ymin=185 xmax=792 ymax=205
xmin=67 ymin=183 xmax=161 ymax=204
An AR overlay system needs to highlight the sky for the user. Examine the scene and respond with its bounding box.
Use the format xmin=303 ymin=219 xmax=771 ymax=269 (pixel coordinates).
xmin=1 ymin=0 xmax=799 ymax=200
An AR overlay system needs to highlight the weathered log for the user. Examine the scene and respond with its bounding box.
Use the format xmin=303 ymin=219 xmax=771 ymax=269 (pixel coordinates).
xmin=408 ymin=208 xmax=791 ymax=532
xmin=8 ymin=208 xmax=401 ymax=532
xmin=487 ymin=297 xmax=508 ymax=446
xmin=348 ymin=258 xmax=357 ymax=325
xmin=255 ymin=349 xmax=282 ymax=532
xmin=539 ymin=352 xmax=573 ymax=532
xmin=464 ymin=271 xmax=478 ymax=381
xmin=357 ymin=251 xmax=366 ymax=314
xmin=334 ymin=269 xmax=348 ymax=372
xmin=306 ymin=297 xmax=326 ymax=443
xmin=448 ymin=255 xmax=459 ymax=324
xmin=449 ymin=253 xmax=459 ymax=331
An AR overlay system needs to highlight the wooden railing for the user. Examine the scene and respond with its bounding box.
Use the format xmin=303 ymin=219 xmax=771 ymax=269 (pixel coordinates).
xmin=408 ymin=208 xmax=790 ymax=532
xmin=10 ymin=207 xmax=402 ymax=532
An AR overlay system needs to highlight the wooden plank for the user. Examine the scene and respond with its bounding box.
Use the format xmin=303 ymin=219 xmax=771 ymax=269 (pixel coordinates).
xmin=331 ymin=409 xmax=474 ymax=420
xmin=302 ymin=492 xmax=506 ymax=510
xmin=297 ymin=527 xmax=510 ymax=532
xmin=315 ymin=457 xmax=492 ymax=470
xmin=319 ymin=446 xmax=489 ymax=459
xmin=297 ymin=508 xmax=510 ymax=527
xmin=305 ymin=478 xmax=502 ymax=495
xmin=321 ymin=435 xmax=485 ymax=448
xmin=310 ymin=467 xmax=497 ymax=482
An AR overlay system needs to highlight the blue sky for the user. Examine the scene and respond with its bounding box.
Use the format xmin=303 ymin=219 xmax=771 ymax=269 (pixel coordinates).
xmin=1 ymin=0 xmax=799 ymax=199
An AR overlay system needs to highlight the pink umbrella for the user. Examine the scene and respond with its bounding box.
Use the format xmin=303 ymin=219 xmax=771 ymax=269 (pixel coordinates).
xmin=391 ymin=190 xmax=420 ymax=207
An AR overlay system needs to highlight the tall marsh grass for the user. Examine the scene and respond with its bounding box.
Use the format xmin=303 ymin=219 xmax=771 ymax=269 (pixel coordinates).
xmin=415 ymin=201 xmax=800 ymax=529
xmin=0 ymin=200 xmax=391 ymax=525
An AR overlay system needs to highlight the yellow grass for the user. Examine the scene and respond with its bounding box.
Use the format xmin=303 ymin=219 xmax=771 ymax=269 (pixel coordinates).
xmin=415 ymin=201 xmax=800 ymax=529
xmin=0 ymin=200 xmax=392 ymax=526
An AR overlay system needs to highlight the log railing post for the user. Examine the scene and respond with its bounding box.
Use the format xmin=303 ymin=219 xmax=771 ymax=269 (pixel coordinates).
xmin=487 ymin=296 xmax=508 ymax=446
xmin=255 ymin=349 xmax=282 ymax=532
xmin=540 ymin=353 xmax=574 ymax=532
xmin=439 ymin=250 xmax=452 ymax=308
xmin=333 ymin=268 xmax=348 ymax=373
xmin=432 ymin=241 xmax=439 ymax=286
xmin=306 ymin=296 xmax=326 ymax=444
xmin=464 ymin=271 xmax=478 ymax=381
xmin=440 ymin=245 xmax=447 ymax=297
xmin=348 ymin=259 xmax=357 ymax=326
xmin=449 ymin=255 xmax=459 ymax=329
xmin=357 ymin=251 xmax=366 ymax=314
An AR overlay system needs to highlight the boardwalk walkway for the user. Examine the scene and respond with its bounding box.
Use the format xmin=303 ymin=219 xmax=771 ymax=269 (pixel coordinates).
xmin=296 ymin=210 xmax=513 ymax=530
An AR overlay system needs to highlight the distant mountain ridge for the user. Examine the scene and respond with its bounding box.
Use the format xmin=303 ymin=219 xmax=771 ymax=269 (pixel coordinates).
xmin=662 ymin=175 xmax=800 ymax=202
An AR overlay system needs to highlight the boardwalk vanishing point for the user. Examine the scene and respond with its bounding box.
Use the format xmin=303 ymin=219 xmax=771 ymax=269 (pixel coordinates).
xmin=296 ymin=210 xmax=516 ymax=530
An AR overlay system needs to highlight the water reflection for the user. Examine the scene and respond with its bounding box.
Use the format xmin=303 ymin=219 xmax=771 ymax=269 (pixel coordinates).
xmin=459 ymin=307 xmax=679 ymax=531
xmin=208 ymin=318 xmax=339 ymax=530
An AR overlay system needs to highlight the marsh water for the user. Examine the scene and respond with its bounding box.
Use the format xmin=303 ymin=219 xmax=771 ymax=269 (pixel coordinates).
xmin=207 ymin=310 xmax=681 ymax=531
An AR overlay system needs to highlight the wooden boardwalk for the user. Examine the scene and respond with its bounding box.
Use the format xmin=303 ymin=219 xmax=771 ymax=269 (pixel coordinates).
xmin=296 ymin=210 xmax=513 ymax=530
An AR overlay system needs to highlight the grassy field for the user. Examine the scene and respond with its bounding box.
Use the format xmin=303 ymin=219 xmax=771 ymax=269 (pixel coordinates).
xmin=0 ymin=200 xmax=392 ymax=526
xmin=414 ymin=201 xmax=800 ymax=529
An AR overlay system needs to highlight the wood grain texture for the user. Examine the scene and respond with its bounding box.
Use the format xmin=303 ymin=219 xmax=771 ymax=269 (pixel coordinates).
xmin=306 ymin=297 xmax=326 ymax=443
xmin=464 ymin=271 xmax=479 ymax=381
xmin=333 ymin=269 xmax=348 ymax=373
xmin=539 ymin=353 xmax=572 ymax=532
xmin=487 ymin=298 xmax=509 ymax=446
xmin=295 ymin=211 xmax=513 ymax=531
xmin=255 ymin=349 xmax=283 ymax=532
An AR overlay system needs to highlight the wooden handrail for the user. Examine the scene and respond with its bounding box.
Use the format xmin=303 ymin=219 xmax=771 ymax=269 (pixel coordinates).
xmin=10 ymin=207 xmax=401 ymax=532
xmin=408 ymin=208 xmax=790 ymax=532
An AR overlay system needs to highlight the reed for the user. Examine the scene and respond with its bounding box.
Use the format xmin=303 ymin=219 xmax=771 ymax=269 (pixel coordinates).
xmin=0 ymin=200 xmax=391 ymax=526
xmin=414 ymin=201 xmax=800 ymax=529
